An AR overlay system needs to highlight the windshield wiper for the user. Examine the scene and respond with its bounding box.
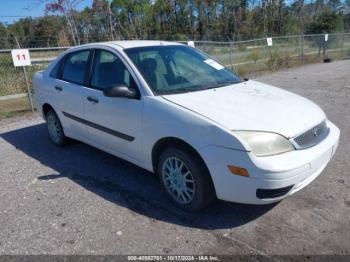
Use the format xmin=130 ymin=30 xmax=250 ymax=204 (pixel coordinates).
xmin=158 ymin=85 xmax=204 ymax=95
xmin=199 ymin=80 xmax=242 ymax=90
xmin=167 ymin=88 xmax=200 ymax=94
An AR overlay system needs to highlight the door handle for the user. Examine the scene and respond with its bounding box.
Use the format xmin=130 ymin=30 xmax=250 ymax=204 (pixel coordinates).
xmin=87 ymin=96 xmax=99 ymax=103
xmin=55 ymin=86 xmax=63 ymax=92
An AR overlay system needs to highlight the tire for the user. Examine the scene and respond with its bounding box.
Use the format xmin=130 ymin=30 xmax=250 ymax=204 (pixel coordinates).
xmin=157 ymin=147 xmax=215 ymax=212
xmin=46 ymin=110 xmax=68 ymax=147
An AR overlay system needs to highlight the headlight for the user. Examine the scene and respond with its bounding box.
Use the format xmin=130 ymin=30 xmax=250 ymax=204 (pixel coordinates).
xmin=234 ymin=131 xmax=294 ymax=157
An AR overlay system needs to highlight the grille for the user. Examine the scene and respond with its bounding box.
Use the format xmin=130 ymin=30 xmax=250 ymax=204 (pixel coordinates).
xmin=293 ymin=121 xmax=329 ymax=149
xmin=256 ymin=185 xmax=294 ymax=199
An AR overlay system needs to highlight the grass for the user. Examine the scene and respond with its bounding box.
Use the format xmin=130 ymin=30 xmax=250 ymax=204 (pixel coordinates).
xmin=0 ymin=53 xmax=48 ymax=96
xmin=0 ymin=96 xmax=33 ymax=119
xmin=232 ymin=53 xmax=323 ymax=77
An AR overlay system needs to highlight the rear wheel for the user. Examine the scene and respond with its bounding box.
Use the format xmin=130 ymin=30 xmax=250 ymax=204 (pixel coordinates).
xmin=46 ymin=110 xmax=68 ymax=146
xmin=158 ymin=147 xmax=215 ymax=211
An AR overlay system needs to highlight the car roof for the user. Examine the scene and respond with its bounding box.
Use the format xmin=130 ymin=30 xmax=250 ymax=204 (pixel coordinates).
xmin=69 ymin=40 xmax=184 ymax=51
xmin=110 ymin=40 xmax=184 ymax=49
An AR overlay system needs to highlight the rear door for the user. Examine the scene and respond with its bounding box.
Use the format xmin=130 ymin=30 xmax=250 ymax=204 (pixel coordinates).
xmin=83 ymin=49 xmax=143 ymax=161
xmin=53 ymin=49 xmax=92 ymax=141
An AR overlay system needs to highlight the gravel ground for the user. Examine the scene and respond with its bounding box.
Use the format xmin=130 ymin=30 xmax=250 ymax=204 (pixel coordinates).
xmin=0 ymin=60 xmax=349 ymax=255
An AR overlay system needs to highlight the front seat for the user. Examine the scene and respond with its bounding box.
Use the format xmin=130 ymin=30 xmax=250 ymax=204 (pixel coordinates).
xmin=139 ymin=58 xmax=167 ymax=90
xmin=95 ymin=60 xmax=125 ymax=88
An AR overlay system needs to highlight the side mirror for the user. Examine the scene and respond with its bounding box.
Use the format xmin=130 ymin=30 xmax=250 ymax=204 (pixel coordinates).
xmin=103 ymin=85 xmax=137 ymax=99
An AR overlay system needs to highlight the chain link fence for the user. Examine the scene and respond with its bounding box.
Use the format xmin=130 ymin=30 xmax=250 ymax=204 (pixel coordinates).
xmin=0 ymin=33 xmax=349 ymax=118
xmin=197 ymin=33 xmax=350 ymax=75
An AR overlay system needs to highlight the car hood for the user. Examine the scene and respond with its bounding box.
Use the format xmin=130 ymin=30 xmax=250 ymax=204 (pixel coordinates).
xmin=162 ymin=80 xmax=326 ymax=138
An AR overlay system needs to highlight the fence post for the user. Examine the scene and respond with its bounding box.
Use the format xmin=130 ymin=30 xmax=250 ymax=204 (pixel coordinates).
xmin=14 ymin=36 xmax=34 ymax=113
xmin=340 ymin=32 xmax=345 ymax=58
xmin=268 ymin=38 xmax=273 ymax=65
xmin=229 ymin=41 xmax=233 ymax=69
xmin=300 ymin=34 xmax=304 ymax=62
xmin=323 ymin=34 xmax=326 ymax=60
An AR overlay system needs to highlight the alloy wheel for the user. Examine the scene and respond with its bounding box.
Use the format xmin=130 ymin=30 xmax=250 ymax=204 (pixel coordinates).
xmin=161 ymin=156 xmax=195 ymax=204
xmin=47 ymin=114 xmax=62 ymax=144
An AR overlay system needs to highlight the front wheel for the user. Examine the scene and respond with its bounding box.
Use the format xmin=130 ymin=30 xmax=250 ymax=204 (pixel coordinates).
xmin=158 ymin=148 xmax=215 ymax=212
xmin=46 ymin=110 xmax=68 ymax=146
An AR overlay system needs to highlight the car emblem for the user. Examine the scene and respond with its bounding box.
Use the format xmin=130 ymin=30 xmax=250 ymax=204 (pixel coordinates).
xmin=313 ymin=127 xmax=322 ymax=137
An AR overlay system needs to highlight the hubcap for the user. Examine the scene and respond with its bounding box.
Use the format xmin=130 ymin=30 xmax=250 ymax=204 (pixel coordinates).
xmin=161 ymin=157 xmax=195 ymax=204
xmin=47 ymin=114 xmax=61 ymax=143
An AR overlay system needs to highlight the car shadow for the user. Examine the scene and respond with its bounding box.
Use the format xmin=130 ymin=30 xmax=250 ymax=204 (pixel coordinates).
xmin=1 ymin=123 xmax=277 ymax=229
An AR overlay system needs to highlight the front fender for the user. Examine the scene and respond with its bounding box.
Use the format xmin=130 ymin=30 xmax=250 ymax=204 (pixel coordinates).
xmin=140 ymin=96 xmax=248 ymax=170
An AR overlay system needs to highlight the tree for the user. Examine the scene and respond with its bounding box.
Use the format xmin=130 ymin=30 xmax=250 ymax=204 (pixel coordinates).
xmin=307 ymin=10 xmax=344 ymax=55
xmin=44 ymin=0 xmax=84 ymax=45
xmin=307 ymin=10 xmax=344 ymax=33
xmin=1 ymin=0 xmax=349 ymax=46
xmin=0 ymin=22 xmax=8 ymax=48
xmin=33 ymin=16 xmax=65 ymax=46
xmin=0 ymin=22 xmax=7 ymax=37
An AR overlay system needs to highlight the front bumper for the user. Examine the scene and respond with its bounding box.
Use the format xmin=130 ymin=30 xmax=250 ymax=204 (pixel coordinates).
xmin=199 ymin=120 xmax=340 ymax=204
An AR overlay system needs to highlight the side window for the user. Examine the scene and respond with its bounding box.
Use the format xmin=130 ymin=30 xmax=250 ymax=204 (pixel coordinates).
xmin=61 ymin=50 xmax=90 ymax=85
xmin=92 ymin=50 xmax=137 ymax=91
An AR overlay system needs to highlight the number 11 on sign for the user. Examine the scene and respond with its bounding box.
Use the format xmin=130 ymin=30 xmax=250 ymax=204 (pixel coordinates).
xmin=11 ymin=49 xmax=34 ymax=113
xmin=11 ymin=49 xmax=31 ymax=67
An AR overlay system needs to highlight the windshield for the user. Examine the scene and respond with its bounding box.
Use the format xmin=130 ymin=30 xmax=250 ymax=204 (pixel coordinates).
xmin=124 ymin=45 xmax=241 ymax=95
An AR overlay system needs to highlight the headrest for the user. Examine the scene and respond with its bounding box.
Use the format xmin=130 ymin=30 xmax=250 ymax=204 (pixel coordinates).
xmin=140 ymin=58 xmax=157 ymax=72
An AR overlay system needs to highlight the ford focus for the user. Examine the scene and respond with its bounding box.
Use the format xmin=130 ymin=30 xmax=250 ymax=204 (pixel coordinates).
xmin=33 ymin=41 xmax=340 ymax=211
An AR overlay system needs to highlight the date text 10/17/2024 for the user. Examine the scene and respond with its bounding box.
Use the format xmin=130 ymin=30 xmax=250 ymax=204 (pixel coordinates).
xmin=127 ymin=255 xmax=219 ymax=261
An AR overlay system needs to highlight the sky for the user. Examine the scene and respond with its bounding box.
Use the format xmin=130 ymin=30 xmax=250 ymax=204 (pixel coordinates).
xmin=0 ymin=0 xmax=94 ymax=25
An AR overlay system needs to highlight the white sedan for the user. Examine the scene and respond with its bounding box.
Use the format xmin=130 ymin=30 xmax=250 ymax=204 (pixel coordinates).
xmin=33 ymin=41 xmax=340 ymax=211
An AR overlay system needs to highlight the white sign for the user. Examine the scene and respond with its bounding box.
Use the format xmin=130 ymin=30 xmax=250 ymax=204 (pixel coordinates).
xmin=187 ymin=41 xmax=195 ymax=47
xmin=204 ymin=59 xmax=224 ymax=70
xmin=267 ymin=37 xmax=273 ymax=46
xmin=325 ymin=34 xmax=328 ymax=42
xmin=11 ymin=49 xmax=31 ymax=67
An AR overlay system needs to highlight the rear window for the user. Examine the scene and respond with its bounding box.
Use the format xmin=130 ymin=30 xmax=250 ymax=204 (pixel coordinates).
xmin=61 ymin=50 xmax=90 ymax=85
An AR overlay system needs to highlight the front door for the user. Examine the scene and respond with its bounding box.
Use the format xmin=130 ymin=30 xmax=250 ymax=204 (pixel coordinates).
xmin=83 ymin=49 xmax=143 ymax=161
